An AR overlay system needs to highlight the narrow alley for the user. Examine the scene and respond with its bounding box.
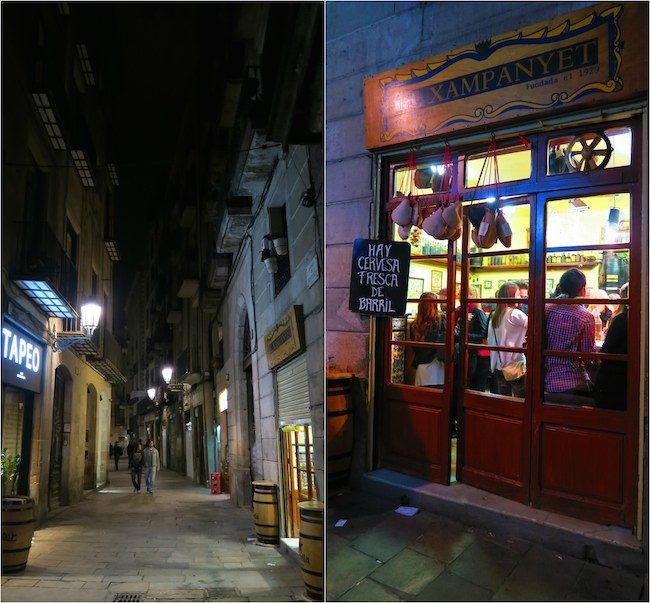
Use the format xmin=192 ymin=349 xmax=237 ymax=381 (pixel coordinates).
xmin=2 ymin=469 xmax=304 ymax=602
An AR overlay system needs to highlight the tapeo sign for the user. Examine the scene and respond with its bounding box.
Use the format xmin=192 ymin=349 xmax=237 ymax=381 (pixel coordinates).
xmin=2 ymin=320 xmax=45 ymax=393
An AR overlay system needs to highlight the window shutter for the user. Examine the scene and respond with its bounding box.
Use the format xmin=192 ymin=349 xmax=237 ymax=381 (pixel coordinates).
xmin=276 ymin=354 xmax=310 ymax=426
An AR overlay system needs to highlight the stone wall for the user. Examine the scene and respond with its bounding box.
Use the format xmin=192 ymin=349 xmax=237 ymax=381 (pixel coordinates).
xmin=217 ymin=143 xmax=324 ymax=509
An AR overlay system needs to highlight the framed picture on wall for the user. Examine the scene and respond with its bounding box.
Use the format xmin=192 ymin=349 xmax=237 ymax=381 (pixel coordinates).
xmin=431 ymin=270 xmax=443 ymax=292
xmin=546 ymin=278 xmax=554 ymax=293
xmin=408 ymin=277 xmax=425 ymax=299
xmin=484 ymin=280 xmax=493 ymax=290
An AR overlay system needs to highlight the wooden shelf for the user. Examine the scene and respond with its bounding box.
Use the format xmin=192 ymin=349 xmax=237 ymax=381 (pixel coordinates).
xmin=471 ymin=261 xmax=597 ymax=271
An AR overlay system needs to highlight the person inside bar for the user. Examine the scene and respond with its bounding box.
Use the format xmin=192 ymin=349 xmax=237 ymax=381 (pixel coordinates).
xmin=516 ymin=280 xmax=529 ymax=315
xmin=410 ymin=292 xmax=446 ymax=387
xmin=544 ymin=269 xmax=596 ymax=405
xmin=487 ymin=282 xmax=527 ymax=398
xmin=593 ymin=283 xmax=628 ymax=410
xmin=465 ymin=285 xmax=490 ymax=392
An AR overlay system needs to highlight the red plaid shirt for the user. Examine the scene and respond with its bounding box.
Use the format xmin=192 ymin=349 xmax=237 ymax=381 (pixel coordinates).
xmin=545 ymin=303 xmax=595 ymax=393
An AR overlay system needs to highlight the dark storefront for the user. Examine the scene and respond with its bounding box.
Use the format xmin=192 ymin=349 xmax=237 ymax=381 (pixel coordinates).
xmin=1 ymin=317 xmax=46 ymax=496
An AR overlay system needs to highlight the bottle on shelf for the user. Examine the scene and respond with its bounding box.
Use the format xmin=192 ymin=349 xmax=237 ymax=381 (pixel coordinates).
xmin=593 ymin=311 xmax=603 ymax=340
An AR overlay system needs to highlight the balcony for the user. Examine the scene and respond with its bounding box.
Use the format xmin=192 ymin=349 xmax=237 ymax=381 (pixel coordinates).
xmin=215 ymin=196 xmax=253 ymax=253
xmin=176 ymin=347 xmax=201 ymax=386
xmin=13 ymin=221 xmax=78 ymax=318
xmin=71 ymin=326 xmax=127 ymax=385
xmin=206 ymin=252 xmax=231 ymax=290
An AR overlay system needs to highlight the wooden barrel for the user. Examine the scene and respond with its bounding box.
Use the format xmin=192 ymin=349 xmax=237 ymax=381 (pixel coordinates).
xmin=252 ymin=481 xmax=279 ymax=545
xmin=298 ymin=501 xmax=324 ymax=601
xmin=2 ymin=496 xmax=35 ymax=573
xmin=327 ymin=378 xmax=354 ymax=488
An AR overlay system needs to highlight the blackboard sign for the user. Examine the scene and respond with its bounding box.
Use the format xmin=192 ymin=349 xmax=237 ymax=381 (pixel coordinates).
xmin=349 ymin=238 xmax=411 ymax=316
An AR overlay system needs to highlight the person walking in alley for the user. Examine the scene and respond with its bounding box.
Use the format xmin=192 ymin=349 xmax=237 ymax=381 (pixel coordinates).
xmin=130 ymin=442 xmax=144 ymax=492
xmin=126 ymin=433 xmax=136 ymax=470
xmin=143 ymin=439 xmax=160 ymax=494
xmin=113 ymin=440 xmax=123 ymax=470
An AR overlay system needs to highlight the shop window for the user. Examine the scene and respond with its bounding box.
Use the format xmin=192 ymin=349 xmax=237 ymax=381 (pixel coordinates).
xmin=547 ymin=127 xmax=632 ymax=175
xmin=468 ymin=253 xmax=529 ymax=300
xmin=543 ymin=192 xmax=630 ymax=410
xmin=465 ymin=144 xmax=531 ymax=188
xmin=546 ymin=193 xmax=630 ymax=248
xmin=393 ymin=159 xmax=450 ymax=197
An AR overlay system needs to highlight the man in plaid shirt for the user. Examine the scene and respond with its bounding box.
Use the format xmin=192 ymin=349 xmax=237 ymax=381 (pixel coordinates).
xmin=545 ymin=269 xmax=595 ymax=395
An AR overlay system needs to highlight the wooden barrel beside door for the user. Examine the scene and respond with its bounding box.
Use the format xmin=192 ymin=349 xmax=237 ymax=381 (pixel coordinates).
xmin=298 ymin=500 xmax=324 ymax=601
xmin=327 ymin=377 xmax=354 ymax=488
xmin=2 ymin=496 xmax=35 ymax=572
xmin=252 ymin=481 xmax=279 ymax=545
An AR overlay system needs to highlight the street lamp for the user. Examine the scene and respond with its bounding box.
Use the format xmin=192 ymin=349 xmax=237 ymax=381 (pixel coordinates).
xmin=80 ymin=302 xmax=102 ymax=337
xmin=51 ymin=301 xmax=102 ymax=351
xmin=147 ymin=387 xmax=156 ymax=401
xmin=161 ymin=366 xmax=173 ymax=385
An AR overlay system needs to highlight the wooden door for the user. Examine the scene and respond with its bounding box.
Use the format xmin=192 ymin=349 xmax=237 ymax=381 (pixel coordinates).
xmin=457 ymin=198 xmax=534 ymax=504
xmin=282 ymin=426 xmax=316 ymax=537
xmin=378 ymin=200 xmax=456 ymax=482
xmin=530 ymin=186 xmax=639 ymax=527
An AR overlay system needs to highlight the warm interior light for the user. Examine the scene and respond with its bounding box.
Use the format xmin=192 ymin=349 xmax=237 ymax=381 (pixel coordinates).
xmin=162 ymin=366 xmax=173 ymax=384
xmin=569 ymin=198 xmax=589 ymax=212
xmin=147 ymin=387 xmax=156 ymax=401
xmin=80 ymin=302 xmax=101 ymax=336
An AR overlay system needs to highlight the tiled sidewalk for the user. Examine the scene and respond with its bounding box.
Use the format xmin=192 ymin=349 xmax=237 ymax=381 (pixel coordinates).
xmin=327 ymin=490 xmax=645 ymax=601
xmin=2 ymin=468 xmax=304 ymax=602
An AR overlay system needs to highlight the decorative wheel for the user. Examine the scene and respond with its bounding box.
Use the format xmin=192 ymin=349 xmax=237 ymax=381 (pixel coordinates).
xmin=565 ymin=132 xmax=612 ymax=173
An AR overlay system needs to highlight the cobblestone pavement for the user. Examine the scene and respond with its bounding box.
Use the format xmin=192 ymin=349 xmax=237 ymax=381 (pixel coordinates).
xmin=2 ymin=468 xmax=304 ymax=602
xmin=327 ymin=490 xmax=645 ymax=601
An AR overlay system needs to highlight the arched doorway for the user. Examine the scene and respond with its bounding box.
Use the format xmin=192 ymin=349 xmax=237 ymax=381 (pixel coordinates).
xmin=84 ymin=384 xmax=98 ymax=490
xmin=49 ymin=365 xmax=72 ymax=510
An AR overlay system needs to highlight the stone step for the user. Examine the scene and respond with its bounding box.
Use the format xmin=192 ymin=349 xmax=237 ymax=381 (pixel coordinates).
xmin=360 ymin=469 xmax=645 ymax=573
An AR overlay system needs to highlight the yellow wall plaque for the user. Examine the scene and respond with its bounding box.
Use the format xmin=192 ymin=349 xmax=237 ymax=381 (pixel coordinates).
xmin=264 ymin=306 xmax=306 ymax=370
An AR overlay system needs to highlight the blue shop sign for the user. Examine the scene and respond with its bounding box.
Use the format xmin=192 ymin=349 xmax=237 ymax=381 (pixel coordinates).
xmin=2 ymin=318 xmax=45 ymax=393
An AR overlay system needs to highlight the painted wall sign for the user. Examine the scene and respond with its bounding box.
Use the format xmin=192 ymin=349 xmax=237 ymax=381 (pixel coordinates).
xmin=349 ymin=239 xmax=411 ymax=316
xmin=264 ymin=306 xmax=306 ymax=370
xmin=364 ymin=3 xmax=647 ymax=149
xmin=1 ymin=318 xmax=45 ymax=393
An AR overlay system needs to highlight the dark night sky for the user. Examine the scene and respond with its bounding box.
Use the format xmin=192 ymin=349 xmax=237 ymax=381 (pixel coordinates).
xmin=76 ymin=4 xmax=206 ymax=325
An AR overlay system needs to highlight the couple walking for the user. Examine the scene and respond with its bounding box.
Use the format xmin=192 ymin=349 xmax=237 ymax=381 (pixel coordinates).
xmin=130 ymin=439 xmax=160 ymax=494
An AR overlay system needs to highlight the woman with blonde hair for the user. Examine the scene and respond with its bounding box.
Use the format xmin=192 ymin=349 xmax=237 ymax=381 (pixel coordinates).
xmin=410 ymin=292 xmax=446 ymax=387
xmin=487 ymin=282 xmax=528 ymax=397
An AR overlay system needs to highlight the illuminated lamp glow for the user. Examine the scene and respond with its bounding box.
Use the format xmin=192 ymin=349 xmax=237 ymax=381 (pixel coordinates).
xmin=80 ymin=303 xmax=101 ymax=336
xmin=161 ymin=366 xmax=173 ymax=384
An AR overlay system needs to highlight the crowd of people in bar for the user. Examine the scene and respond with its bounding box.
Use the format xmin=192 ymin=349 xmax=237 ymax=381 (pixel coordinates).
xmin=407 ymin=268 xmax=628 ymax=411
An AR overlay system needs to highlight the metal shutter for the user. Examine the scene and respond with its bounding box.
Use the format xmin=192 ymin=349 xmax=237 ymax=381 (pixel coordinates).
xmin=276 ymin=354 xmax=310 ymax=426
